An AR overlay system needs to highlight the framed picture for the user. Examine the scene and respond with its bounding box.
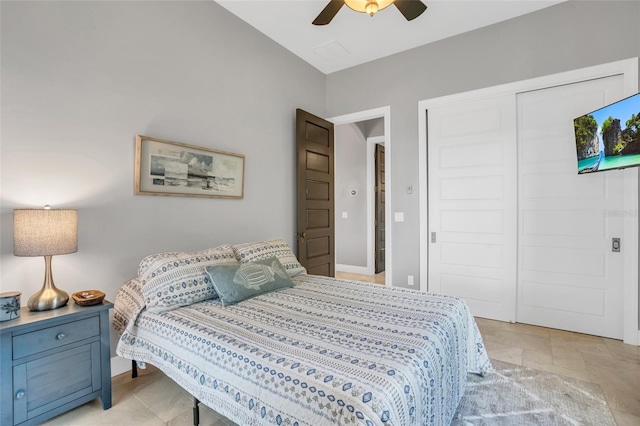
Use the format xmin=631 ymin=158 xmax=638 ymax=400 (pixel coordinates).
xmin=135 ymin=135 xmax=245 ymax=199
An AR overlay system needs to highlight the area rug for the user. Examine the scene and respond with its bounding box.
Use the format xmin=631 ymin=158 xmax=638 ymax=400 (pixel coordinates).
xmin=452 ymin=360 xmax=616 ymax=425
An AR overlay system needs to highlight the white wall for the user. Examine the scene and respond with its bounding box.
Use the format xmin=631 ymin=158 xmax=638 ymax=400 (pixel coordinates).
xmin=0 ymin=1 xmax=325 ymax=352
xmin=335 ymin=123 xmax=367 ymax=267
xmin=326 ymin=0 xmax=640 ymax=293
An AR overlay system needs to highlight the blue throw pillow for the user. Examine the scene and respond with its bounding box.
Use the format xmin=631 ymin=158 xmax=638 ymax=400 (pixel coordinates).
xmin=206 ymin=257 xmax=293 ymax=306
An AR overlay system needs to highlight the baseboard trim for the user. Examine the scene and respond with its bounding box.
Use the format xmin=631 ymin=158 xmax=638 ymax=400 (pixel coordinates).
xmin=335 ymin=264 xmax=373 ymax=275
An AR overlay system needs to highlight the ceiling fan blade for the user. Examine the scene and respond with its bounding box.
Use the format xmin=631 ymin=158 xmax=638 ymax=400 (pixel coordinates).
xmin=313 ymin=0 xmax=344 ymax=26
xmin=394 ymin=0 xmax=427 ymax=21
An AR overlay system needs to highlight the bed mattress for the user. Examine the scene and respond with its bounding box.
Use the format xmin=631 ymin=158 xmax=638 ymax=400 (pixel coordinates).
xmin=115 ymin=274 xmax=491 ymax=425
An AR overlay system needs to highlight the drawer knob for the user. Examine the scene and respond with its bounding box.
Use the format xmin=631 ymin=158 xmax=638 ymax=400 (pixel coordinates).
xmin=15 ymin=390 xmax=25 ymax=400
xmin=56 ymin=333 xmax=66 ymax=340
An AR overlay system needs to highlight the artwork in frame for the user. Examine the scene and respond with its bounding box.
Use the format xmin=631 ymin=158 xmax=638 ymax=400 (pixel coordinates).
xmin=135 ymin=135 xmax=245 ymax=199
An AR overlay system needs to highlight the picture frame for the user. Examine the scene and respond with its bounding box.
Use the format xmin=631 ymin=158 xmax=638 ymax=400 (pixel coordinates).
xmin=135 ymin=135 xmax=245 ymax=199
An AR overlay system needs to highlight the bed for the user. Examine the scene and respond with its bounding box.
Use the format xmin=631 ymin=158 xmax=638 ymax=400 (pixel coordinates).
xmin=113 ymin=239 xmax=491 ymax=426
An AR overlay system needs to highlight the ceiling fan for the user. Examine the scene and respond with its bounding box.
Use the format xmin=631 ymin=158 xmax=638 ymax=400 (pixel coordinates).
xmin=313 ymin=0 xmax=427 ymax=26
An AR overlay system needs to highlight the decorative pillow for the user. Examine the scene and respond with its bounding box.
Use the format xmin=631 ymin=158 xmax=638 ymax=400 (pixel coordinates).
xmin=232 ymin=238 xmax=307 ymax=277
xmin=139 ymin=245 xmax=237 ymax=312
xmin=206 ymin=257 xmax=293 ymax=306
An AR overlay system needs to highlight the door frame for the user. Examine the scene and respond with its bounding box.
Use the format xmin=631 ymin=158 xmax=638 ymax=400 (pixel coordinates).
xmin=418 ymin=58 xmax=639 ymax=344
xmin=330 ymin=106 xmax=392 ymax=285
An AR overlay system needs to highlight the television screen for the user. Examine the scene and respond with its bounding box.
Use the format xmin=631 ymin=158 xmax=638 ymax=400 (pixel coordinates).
xmin=574 ymin=93 xmax=640 ymax=174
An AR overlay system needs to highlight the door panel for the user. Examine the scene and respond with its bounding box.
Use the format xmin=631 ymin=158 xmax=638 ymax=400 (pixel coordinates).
xmin=375 ymin=144 xmax=385 ymax=273
xmin=516 ymin=76 xmax=625 ymax=339
xmin=306 ymin=210 xmax=330 ymax=229
xmin=296 ymin=109 xmax=335 ymax=276
xmin=306 ymin=151 xmax=330 ymax=172
xmin=307 ymin=236 xmax=331 ymax=258
xmin=427 ymin=94 xmax=518 ymax=322
xmin=306 ymin=180 xmax=330 ymax=200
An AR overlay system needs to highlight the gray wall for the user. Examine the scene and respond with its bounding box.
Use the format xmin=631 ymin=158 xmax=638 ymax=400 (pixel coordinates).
xmin=335 ymin=123 xmax=368 ymax=267
xmin=365 ymin=118 xmax=384 ymax=138
xmin=0 ymin=0 xmax=325 ymax=352
xmin=2 ymin=1 xmax=639 ymax=330
xmin=355 ymin=117 xmax=384 ymax=139
xmin=326 ymin=0 xmax=640 ymax=293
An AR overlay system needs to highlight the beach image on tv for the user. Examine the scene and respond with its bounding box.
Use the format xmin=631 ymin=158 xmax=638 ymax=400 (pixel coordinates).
xmin=574 ymin=93 xmax=640 ymax=173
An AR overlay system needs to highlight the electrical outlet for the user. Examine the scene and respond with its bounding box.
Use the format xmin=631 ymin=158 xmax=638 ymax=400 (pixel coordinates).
xmin=408 ymin=275 xmax=414 ymax=286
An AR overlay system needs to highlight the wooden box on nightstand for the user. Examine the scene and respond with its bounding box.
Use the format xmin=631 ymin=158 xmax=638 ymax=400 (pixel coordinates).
xmin=0 ymin=301 xmax=113 ymax=426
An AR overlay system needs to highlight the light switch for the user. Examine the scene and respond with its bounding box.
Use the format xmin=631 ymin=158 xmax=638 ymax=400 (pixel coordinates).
xmin=342 ymin=211 xmax=348 ymax=219
xmin=394 ymin=212 xmax=404 ymax=222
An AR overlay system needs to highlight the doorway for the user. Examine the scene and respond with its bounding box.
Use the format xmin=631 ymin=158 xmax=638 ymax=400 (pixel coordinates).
xmin=331 ymin=106 xmax=392 ymax=285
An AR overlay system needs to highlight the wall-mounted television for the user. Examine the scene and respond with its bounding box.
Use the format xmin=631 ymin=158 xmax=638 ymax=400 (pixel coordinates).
xmin=574 ymin=93 xmax=640 ymax=174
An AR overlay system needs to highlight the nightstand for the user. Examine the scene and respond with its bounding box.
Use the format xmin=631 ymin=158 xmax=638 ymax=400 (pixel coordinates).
xmin=0 ymin=301 xmax=113 ymax=426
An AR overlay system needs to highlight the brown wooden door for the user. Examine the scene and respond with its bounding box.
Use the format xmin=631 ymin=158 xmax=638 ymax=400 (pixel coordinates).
xmin=296 ymin=109 xmax=335 ymax=276
xmin=375 ymin=144 xmax=385 ymax=273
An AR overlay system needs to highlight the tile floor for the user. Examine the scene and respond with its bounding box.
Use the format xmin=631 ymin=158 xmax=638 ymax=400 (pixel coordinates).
xmin=476 ymin=318 xmax=640 ymax=426
xmin=42 ymin=319 xmax=640 ymax=425
xmin=42 ymin=363 xmax=235 ymax=426
xmin=335 ymin=271 xmax=385 ymax=285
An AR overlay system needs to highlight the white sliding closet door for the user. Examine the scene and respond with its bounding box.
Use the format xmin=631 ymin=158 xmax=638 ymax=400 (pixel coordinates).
xmin=516 ymin=76 xmax=626 ymax=339
xmin=427 ymin=94 xmax=517 ymax=322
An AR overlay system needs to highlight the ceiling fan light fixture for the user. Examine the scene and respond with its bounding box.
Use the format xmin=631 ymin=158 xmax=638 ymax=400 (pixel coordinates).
xmin=365 ymin=1 xmax=378 ymax=16
xmin=345 ymin=0 xmax=394 ymax=17
xmin=312 ymin=0 xmax=425 ymax=25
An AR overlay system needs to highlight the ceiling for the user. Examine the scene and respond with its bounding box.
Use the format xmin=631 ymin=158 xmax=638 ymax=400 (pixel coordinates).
xmin=216 ymin=1 xmax=564 ymax=74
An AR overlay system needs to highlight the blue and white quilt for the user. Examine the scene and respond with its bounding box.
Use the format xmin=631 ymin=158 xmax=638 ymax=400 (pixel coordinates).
xmin=115 ymin=274 xmax=491 ymax=425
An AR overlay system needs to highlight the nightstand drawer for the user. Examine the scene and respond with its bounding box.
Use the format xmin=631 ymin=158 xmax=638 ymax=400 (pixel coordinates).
xmin=13 ymin=316 xmax=100 ymax=359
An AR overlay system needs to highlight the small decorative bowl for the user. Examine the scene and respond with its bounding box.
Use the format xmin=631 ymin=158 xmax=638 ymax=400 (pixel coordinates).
xmin=72 ymin=290 xmax=105 ymax=306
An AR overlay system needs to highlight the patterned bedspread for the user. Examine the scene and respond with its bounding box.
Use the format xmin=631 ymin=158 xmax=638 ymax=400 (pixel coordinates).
xmin=115 ymin=274 xmax=491 ymax=425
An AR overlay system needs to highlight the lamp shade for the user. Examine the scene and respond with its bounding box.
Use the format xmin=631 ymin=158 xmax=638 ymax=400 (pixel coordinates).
xmin=14 ymin=209 xmax=78 ymax=256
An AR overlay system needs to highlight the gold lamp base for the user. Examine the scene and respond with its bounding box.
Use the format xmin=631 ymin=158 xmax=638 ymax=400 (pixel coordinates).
xmin=27 ymin=255 xmax=69 ymax=311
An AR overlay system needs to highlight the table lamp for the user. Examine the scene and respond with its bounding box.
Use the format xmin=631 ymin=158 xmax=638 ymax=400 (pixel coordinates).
xmin=13 ymin=207 xmax=78 ymax=311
